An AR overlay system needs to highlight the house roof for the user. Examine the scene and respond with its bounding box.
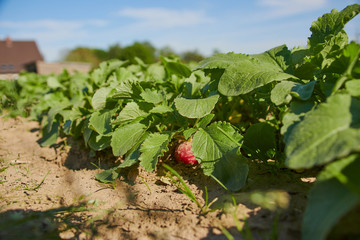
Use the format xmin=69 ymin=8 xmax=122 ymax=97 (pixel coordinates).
xmin=0 ymin=36 xmax=44 ymax=73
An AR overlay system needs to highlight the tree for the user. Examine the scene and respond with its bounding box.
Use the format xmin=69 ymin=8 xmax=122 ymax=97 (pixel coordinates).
xmin=158 ymin=46 xmax=178 ymax=59
xmin=119 ymin=41 xmax=156 ymax=64
xmin=63 ymin=47 xmax=100 ymax=67
xmin=107 ymin=44 xmax=122 ymax=60
xmin=181 ymin=50 xmax=205 ymax=63
xmin=92 ymin=48 xmax=108 ymax=62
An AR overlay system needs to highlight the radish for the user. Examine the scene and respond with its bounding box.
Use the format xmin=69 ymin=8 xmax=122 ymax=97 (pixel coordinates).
xmin=174 ymin=138 xmax=198 ymax=164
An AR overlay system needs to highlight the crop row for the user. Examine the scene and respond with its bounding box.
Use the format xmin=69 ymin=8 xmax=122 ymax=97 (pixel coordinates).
xmin=1 ymin=4 xmax=360 ymax=240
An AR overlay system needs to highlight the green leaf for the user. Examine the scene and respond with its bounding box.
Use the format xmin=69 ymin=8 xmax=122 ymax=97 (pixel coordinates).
xmin=146 ymin=63 xmax=166 ymax=82
xmin=271 ymin=80 xmax=317 ymax=105
xmin=91 ymin=59 xmax=127 ymax=85
xmin=281 ymin=112 xmax=302 ymax=137
xmin=242 ymin=123 xmax=277 ymax=161
xmin=113 ymin=67 xmax=136 ymax=82
xmin=174 ymin=94 xmax=219 ymax=119
xmin=139 ymin=133 xmax=171 ymax=171
xmin=109 ymin=80 xmax=142 ymax=100
xmin=83 ymin=117 xmax=92 ymax=147
xmin=183 ymin=71 xmax=211 ymax=98
xmin=89 ymin=109 xmax=114 ymax=135
xmin=95 ymin=167 xmax=119 ymax=184
xmin=114 ymin=102 xmax=150 ymax=125
xmin=270 ymin=81 xmax=296 ymax=105
xmin=197 ymin=46 xmax=296 ymax=96
xmin=192 ymin=121 xmax=248 ymax=191
xmin=92 ymin=87 xmax=112 ymax=110
xmin=40 ymin=121 xmax=60 ymax=147
xmin=161 ymin=57 xmax=192 ymax=78
xmin=320 ymin=154 xmax=360 ymax=195
xmin=289 ymin=100 xmax=316 ymax=115
xmin=183 ymin=128 xmax=197 ymax=140
xmin=63 ymin=119 xmax=72 ymax=135
xmin=111 ymin=122 xmax=148 ymax=156
xmin=140 ymin=88 xmax=165 ymax=104
xmin=196 ymin=114 xmax=215 ymax=128
xmin=47 ymin=103 xmax=71 ymax=132
xmin=308 ymin=4 xmax=360 ymax=50
xmin=291 ymin=47 xmax=316 ymax=80
xmin=253 ymin=44 xmax=292 ymax=72
xmin=47 ymin=76 xmax=64 ymax=89
xmin=286 ymin=93 xmax=360 ymax=169
xmin=302 ymin=155 xmax=360 ymax=240
xmin=88 ymin=132 xmax=111 ymax=151
xmin=121 ymin=132 xmax=150 ymax=168
xmin=346 ymin=79 xmax=360 ymax=96
xmin=291 ymin=80 xmax=317 ymax=100
xmin=149 ymin=105 xmax=173 ymax=114
xmin=311 ymin=31 xmax=349 ymax=70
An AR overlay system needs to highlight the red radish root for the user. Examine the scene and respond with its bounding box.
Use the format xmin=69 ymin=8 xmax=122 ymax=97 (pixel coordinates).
xmin=174 ymin=139 xmax=198 ymax=164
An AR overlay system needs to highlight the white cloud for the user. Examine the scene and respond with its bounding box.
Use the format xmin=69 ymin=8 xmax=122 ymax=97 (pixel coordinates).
xmin=257 ymin=0 xmax=327 ymax=18
xmin=0 ymin=19 xmax=107 ymax=30
xmin=0 ymin=19 xmax=107 ymax=61
xmin=0 ymin=19 xmax=107 ymax=42
xmin=118 ymin=7 xmax=213 ymax=28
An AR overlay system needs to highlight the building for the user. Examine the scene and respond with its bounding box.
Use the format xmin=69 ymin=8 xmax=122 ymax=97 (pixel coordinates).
xmin=35 ymin=61 xmax=92 ymax=75
xmin=0 ymin=36 xmax=43 ymax=79
xmin=0 ymin=36 xmax=92 ymax=79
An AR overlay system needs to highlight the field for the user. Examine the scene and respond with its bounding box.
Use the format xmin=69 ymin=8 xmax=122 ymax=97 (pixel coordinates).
xmin=0 ymin=116 xmax=316 ymax=240
xmin=1 ymin=4 xmax=360 ymax=240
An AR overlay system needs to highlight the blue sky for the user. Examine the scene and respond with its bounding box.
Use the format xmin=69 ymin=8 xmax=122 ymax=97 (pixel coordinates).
xmin=1 ymin=0 xmax=359 ymax=62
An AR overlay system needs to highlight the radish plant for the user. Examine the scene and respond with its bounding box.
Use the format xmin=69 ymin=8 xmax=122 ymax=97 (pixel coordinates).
xmin=195 ymin=4 xmax=360 ymax=240
xmin=1 ymin=4 xmax=359 ymax=239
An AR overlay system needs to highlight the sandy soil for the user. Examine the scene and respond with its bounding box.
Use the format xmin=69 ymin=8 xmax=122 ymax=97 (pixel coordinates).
xmin=0 ymin=117 xmax=316 ymax=240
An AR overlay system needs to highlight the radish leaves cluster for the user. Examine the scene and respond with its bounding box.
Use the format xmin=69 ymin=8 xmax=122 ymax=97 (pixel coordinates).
xmin=1 ymin=4 xmax=360 ymax=240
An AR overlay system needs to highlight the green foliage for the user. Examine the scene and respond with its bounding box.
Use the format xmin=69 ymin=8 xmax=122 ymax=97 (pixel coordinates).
xmin=64 ymin=47 xmax=101 ymax=67
xmin=107 ymin=43 xmax=122 ymax=59
xmin=139 ymin=133 xmax=171 ymax=171
xmin=111 ymin=121 xmax=147 ymax=156
xmin=3 ymin=4 xmax=360 ymax=239
xmin=119 ymin=41 xmax=156 ymax=64
xmin=242 ymin=122 xmax=277 ymax=162
xmin=308 ymin=4 xmax=360 ymax=51
xmin=192 ymin=121 xmax=248 ymax=191
xmin=197 ymin=45 xmax=295 ymax=96
xmin=181 ymin=49 xmax=205 ymax=63
xmin=63 ymin=42 xmax=205 ymax=67
xmin=285 ymin=93 xmax=360 ymax=169
xmin=196 ymin=4 xmax=360 ymax=239
xmin=302 ymin=154 xmax=360 ymax=240
xmin=0 ymin=79 xmax=19 ymax=114
xmin=174 ymin=94 xmax=219 ymax=119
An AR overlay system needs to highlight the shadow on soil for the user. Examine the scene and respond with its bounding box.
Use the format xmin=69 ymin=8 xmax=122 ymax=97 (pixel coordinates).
xmin=0 ymin=203 xmax=119 ymax=240
xmin=58 ymin=136 xmax=314 ymax=240
xmin=14 ymin=129 xmax=357 ymax=240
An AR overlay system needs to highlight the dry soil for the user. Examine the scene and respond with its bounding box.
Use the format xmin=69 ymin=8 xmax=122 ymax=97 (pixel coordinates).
xmin=0 ymin=117 xmax=316 ymax=240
